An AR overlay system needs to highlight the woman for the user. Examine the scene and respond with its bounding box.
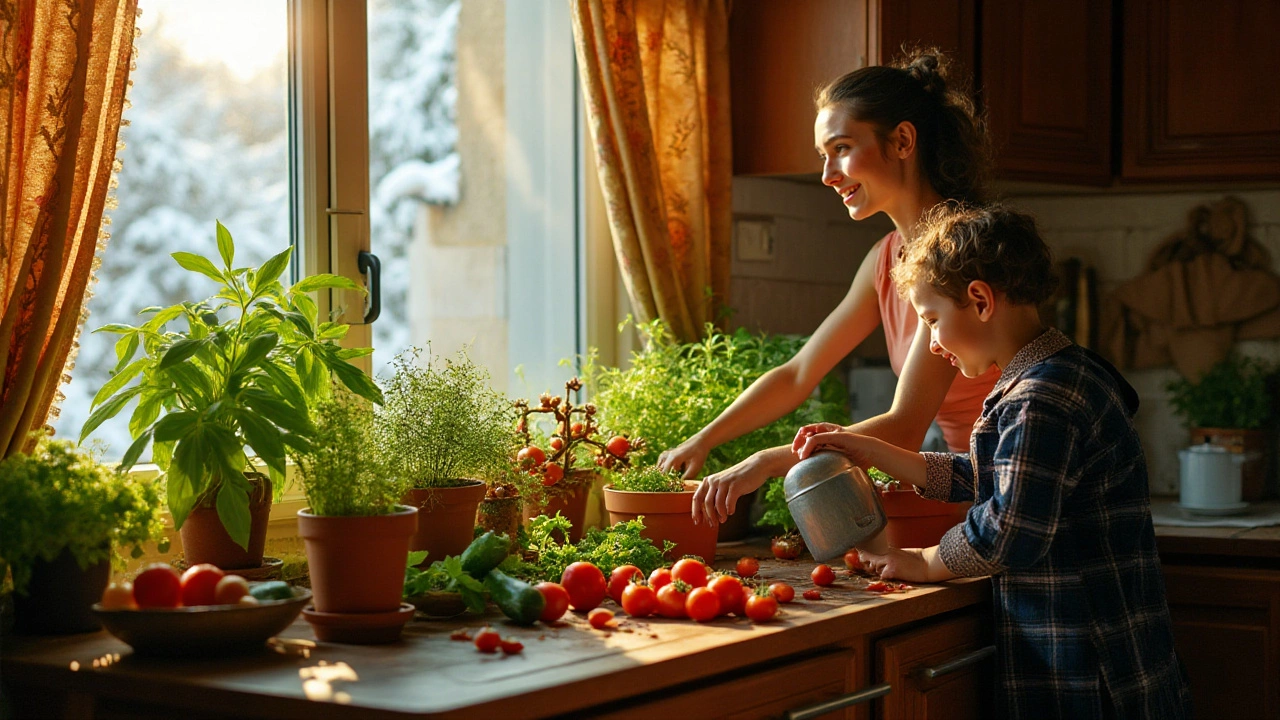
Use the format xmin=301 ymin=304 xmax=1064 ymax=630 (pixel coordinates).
xmin=658 ymin=50 xmax=1000 ymax=526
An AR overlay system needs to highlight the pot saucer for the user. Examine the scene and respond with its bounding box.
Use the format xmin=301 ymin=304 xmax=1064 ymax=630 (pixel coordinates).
xmin=302 ymin=603 xmax=415 ymax=644
xmin=1175 ymin=502 xmax=1250 ymax=517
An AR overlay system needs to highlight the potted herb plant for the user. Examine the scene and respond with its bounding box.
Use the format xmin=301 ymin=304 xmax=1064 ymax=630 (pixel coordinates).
xmin=475 ymin=463 xmax=523 ymax=548
xmin=603 ymin=464 xmax=717 ymax=562
xmin=0 ymin=435 xmax=166 ymax=634
xmin=514 ymin=377 xmax=640 ymax=543
xmin=293 ymin=389 xmax=416 ymax=644
xmin=377 ymin=346 xmax=514 ymax=563
xmin=81 ymin=221 xmax=382 ymax=569
xmin=1168 ymin=354 xmax=1278 ymax=500
xmin=583 ymin=318 xmax=850 ymax=541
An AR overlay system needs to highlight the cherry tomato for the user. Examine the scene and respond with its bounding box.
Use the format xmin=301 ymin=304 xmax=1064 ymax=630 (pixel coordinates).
xmin=608 ymin=564 xmax=643 ymax=603
xmin=588 ymin=608 xmax=616 ymax=629
xmin=571 ymin=422 xmax=585 ymax=437
xmin=768 ymin=582 xmax=795 ymax=604
xmin=100 ymin=582 xmax=136 ymax=610
xmin=844 ymin=549 xmax=864 ymax=573
xmin=648 ymin=567 xmax=673 ymax=592
xmin=656 ymin=580 xmax=690 ymax=618
xmin=132 ymin=564 xmax=181 ymax=608
xmin=474 ymin=627 xmax=501 ymax=653
xmin=735 ymin=556 xmax=760 ymax=578
xmin=560 ymin=562 xmax=607 ymax=611
xmin=745 ymin=588 xmax=779 ymax=622
xmin=213 ymin=574 xmax=250 ymax=605
xmin=179 ymin=563 xmax=224 ymax=607
xmin=771 ymin=535 xmax=804 ymax=560
xmin=549 ymin=437 xmax=565 ymax=452
xmin=500 ymin=638 xmax=524 ymax=655
xmin=517 ymin=446 xmax=547 ymax=467
xmin=542 ymin=463 xmax=565 ymax=486
xmin=708 ymin=575 xmax=744 ymax=616
xmin=671 ymin=558 xmax=708 ymax=588
xmin=535 ymin=581 xmax=571 ymax=623
xmin=606 ymin=436 xmax=630 ymax=457
xmin=811 ymin=564 xmax=836 ymax=587
xmin=803 ymin=588 xmax=822 ymax=601
xmin=866 ymin=581 xmax=892 ymax=593
xmin=621 ymin=583 xmax=657 ymax=618
xmin=685 ymin=587 xmax=721 ymax=622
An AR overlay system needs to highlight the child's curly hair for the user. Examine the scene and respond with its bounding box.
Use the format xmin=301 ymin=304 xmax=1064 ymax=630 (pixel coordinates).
xmin=892 ymin=202 xmax=1058 ymax=306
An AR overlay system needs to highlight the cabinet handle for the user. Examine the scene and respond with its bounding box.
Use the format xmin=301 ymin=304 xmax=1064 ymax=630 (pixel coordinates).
xmin=919 ymin=645 xmax=996 ymax=680
xmin=786 ymin=682 xmax=891 ymax=720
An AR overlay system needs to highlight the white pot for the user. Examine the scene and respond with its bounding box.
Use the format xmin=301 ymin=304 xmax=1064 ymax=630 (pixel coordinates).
xmin=1178 ymin=443 xmax=1249 ymax=509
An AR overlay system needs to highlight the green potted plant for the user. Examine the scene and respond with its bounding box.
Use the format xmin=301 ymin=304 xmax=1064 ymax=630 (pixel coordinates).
xmin=583 ymin=318 xmax=850 ymax=540
xmin=0 ymin=435 xmax=166 ymax=634
xmin=603 ymin=464 xmax=716 ymax=562
xmin=377 ymin=346 xmax=515 ymax=563
xmin=293 ymin=389 xmax=416 ymax=644
xmin=81 ymin=221 xmax=381 ymax=570
xmin=1167 ymin=354 xmax=1278 ymax=500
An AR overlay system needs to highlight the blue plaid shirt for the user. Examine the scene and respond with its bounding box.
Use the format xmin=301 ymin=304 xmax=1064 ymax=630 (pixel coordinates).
xmin=920 ymin=329 xmax=1191 ymax=719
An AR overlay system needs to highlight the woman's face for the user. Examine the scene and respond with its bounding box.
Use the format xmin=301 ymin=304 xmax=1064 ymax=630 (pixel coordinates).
xmin=814 ymin=106 xmax=908 ymax=221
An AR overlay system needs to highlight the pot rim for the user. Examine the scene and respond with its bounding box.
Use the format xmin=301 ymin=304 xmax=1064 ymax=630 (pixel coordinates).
xmin=601 ymin=481 xmax=699 ymax=495
xmin=298 ymin=504 xmax=417 ymax=519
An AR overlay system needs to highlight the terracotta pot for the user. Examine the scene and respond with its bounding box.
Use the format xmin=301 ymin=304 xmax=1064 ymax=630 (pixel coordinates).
xmin=297 ymin=505 xmax=418 ymax=614
xmin=716 ymin=490 xmax=757 ymax=542
xmin=879 ymin=489 xmax=969 ymax=549
xmin=476 ymin=496 xmax=522 ymax=547
xmin=523 ymin=470 xmax=594 ymax=544
xmin=180 ymin=474 xmax=272 ymax=570
xmin=604 ymin=482 xmax=718 ymax=563
xmin=1191 ymin=427 xmax=1272 ymax=501
xmin=403 ymin=481 xmax=486 ymax=564
xmin=13 ymin=546 xmax=111 ymax=635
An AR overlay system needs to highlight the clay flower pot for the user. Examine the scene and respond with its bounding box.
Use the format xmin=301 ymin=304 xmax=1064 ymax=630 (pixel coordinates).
xmin=180 ymin=474 xmax=272 ymax=570
xmin=523 ymin=469 xmax=595 ymax=544
xmin=878 ymin=490 xmax=969 ymax=549
xmin=12 ymin=547 xmax=110 ymax=635
xmin=297 ymin=505 xmax=418 ymax=615
xmin=403 ymin=481 xmax=486 ymax=564
xmin=604 ymin=481 xmax=718 ymax=563
xmin=715 ymin=490 xmax=757 ymax=542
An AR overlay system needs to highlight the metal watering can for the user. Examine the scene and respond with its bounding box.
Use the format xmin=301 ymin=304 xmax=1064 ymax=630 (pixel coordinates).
xmin=784 ymin=451 xmax=886 ymax=562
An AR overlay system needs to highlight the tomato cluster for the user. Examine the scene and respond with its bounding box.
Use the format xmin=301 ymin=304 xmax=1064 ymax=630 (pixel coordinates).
xmin=598 ymin=558 xmax=783 ymax=625
xmin=513 ymin=378 xmax=644 ymax=486
xmin=100 ymin=563 xmax=254 ymax=610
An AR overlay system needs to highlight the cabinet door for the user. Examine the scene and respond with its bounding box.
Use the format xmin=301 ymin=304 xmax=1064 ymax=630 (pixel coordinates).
xmin=1122 ymin=0 xmax=1280 ymax=181
xmin=982 ymin=0 xmax=1113 ymax=185
xmin=875 ymin=613 xmax=993 ymax=720
xmin=1162 ymin=565 xmax=1280 ymax=720
xmin=869 ymin=0 xmax=976 ymax=78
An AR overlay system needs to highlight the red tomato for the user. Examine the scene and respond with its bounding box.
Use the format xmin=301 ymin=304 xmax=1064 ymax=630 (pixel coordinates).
xmin=866 ymin=581 xmax=892 ymax=593
xmin=685 ymin=587 xmax=721 ymax=622
xmin=549 ymin=437 xmax=565 ymax=451
xmin=517 ymin=446 xmax=547 ymax=467
xmin=745 ymin=589 xmax=779 ymax=622
xmin=648 ymin=567 xmax=673 ymax=592
xmin=844 ymin=549 xmax=864 ymax=573
xmin=771 ymin=535 xmax=803 ymax=560
xmin=656 ymin=581 xmax=690 ymax=618
xmin=535 ymin=581 xmax=571 ymax=623
xmin=621 ymin=583 xmax=657 ymax=618
xmin=811 ymin=564 xmax=836 ymax=587
xmin=768 ymin=582 xmax=795 ymax=604
xmin=179 ymin=563 xmax=224 ymax=607
xmin=588 ymin=608 xmax=616 ymax=629
xmin=608 ymin=564 xmax=643 ymax=603
xmin=560 ymin=562 xmax=607 ymax=611
xmin=100 ymin=582 xmax=136 ymax=610
xmin=132 ymin=564 xmax=181 ymax=608
xmin=474 ymin=627 xmax=501 ymax=653
xmin=213 ymin=574 xmax=250 ymax=605
xmin=571 ymin=422 xmax=585 ymax=437
xmin=708 ymin=575 xmax=744 ymax=616
xmin=671 ymin=558 xmax=708 ymax=588
xmin=735 ymin=556 xmax=760 ymax=578
xmin=606 ymin=436 xmax=630 ymax=457
xmin=500 ymin=638 xmax=524 ymax=655
xmin=803 ymin=588 xmax=822 ymax=601
xmin=542 ymin=463 xmax=565 ymax=486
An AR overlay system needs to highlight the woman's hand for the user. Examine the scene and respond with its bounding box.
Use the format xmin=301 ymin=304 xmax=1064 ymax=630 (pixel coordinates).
xmin=658 ymin=436 xmax=711 ymax=480
xmin=690 ymin=450 xmax=779 ymax=526
xmin=790 ymin=422 xmax=845 ymax=454
xmin=858 ymin=547 xmax=930 ymax=582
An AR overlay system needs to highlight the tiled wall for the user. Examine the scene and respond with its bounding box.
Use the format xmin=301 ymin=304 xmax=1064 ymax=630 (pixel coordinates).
xmin=731 ymin=177 xmax=1280 ymax=496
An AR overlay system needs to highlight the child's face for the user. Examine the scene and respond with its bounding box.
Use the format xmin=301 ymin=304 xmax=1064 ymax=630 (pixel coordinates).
xmin=814 ymin=106 xmax=907 ymax=221
xmin=909 ymin=280 xmax=992 ymax=378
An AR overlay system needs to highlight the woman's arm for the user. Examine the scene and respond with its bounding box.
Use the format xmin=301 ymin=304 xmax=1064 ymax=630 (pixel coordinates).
xmin=847 ymin=317 xmax=959 ymax=451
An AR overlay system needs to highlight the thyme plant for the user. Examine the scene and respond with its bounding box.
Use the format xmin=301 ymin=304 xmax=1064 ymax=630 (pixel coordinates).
xmin=292 ymin=389 xmax=405 ymax=517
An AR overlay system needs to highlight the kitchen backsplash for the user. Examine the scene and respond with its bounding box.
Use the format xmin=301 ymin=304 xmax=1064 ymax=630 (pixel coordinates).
xmin=731 ymin=177 xmax=1280 ymax=496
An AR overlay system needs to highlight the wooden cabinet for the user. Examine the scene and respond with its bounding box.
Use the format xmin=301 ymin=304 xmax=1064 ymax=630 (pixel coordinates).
xmin=869 ymin=0 xmax=975 ymax=75
xmin=874 ymin=612 xmax=993 ymax=720
xmin=982 ymin=0 xmax=1114 ymax=185
xmin=1121 ymin=0 xmax=1280 ymax=182
xmin=1162 ymin=564 xmax=1280 ymax=720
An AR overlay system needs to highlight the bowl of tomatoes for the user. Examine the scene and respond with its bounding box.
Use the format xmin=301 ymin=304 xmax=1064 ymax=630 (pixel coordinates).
xmin=92 ymin=563 xmax=310 ymax=657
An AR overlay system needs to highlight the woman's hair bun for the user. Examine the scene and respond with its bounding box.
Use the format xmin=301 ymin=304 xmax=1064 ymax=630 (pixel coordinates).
xmin=900 ymin=49 xmax=948 ymax=97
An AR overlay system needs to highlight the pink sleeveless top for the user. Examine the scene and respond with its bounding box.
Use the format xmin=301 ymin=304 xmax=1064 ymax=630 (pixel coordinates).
xmin=874 ymin=231 xmax=997 ymax=452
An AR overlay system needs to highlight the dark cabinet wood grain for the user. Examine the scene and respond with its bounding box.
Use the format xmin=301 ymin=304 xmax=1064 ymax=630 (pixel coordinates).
xmin=870 ymin=0 xmax=975 ymax=77
xmin=875 ymin=612 xmax=993 ymax=720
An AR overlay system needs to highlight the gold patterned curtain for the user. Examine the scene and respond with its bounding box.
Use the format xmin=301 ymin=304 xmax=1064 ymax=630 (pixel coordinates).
xmin=0 ymin=0 xmax=138 ymax=458
xmin=571 ymin=0 xmax=733 ymax=343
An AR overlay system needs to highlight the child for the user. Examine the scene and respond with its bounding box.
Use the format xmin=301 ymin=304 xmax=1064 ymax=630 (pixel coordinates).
xmin=793 ymin=203 xmax=1192 ymax=719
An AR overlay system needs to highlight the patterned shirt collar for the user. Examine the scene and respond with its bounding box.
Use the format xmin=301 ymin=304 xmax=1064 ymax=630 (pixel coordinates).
xmin=993 ymin=327 xmax=1074 ymax=395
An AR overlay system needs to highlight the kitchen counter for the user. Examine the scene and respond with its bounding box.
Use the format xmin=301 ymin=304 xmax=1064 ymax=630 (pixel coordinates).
xmin=1152 ymin=499 xmax=1280 ymax=559
xmin=1 ymin=547 xmax=990 ymax=720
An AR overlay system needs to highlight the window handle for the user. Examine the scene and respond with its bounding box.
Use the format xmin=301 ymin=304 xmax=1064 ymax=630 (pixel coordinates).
xmin=357 ymin=250 xmax=381 ymax=324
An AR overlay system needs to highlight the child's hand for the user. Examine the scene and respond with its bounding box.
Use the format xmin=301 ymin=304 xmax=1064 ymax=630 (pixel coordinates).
xmin=858 ymin=548 xmax=931 ymax=583
xmin=791 ymin=422 xmax=845 ymax=454
xmin=793 ymin=426 xmax=874 ymax=468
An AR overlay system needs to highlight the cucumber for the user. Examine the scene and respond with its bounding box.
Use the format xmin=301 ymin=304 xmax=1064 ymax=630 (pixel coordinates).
xmin=248 ymin=580 xmax=294 ymax=601
xmin=460 ymin=531 xmax=510 ymax=580
xmin=485 ymin=569 xmax=544 ymax=626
